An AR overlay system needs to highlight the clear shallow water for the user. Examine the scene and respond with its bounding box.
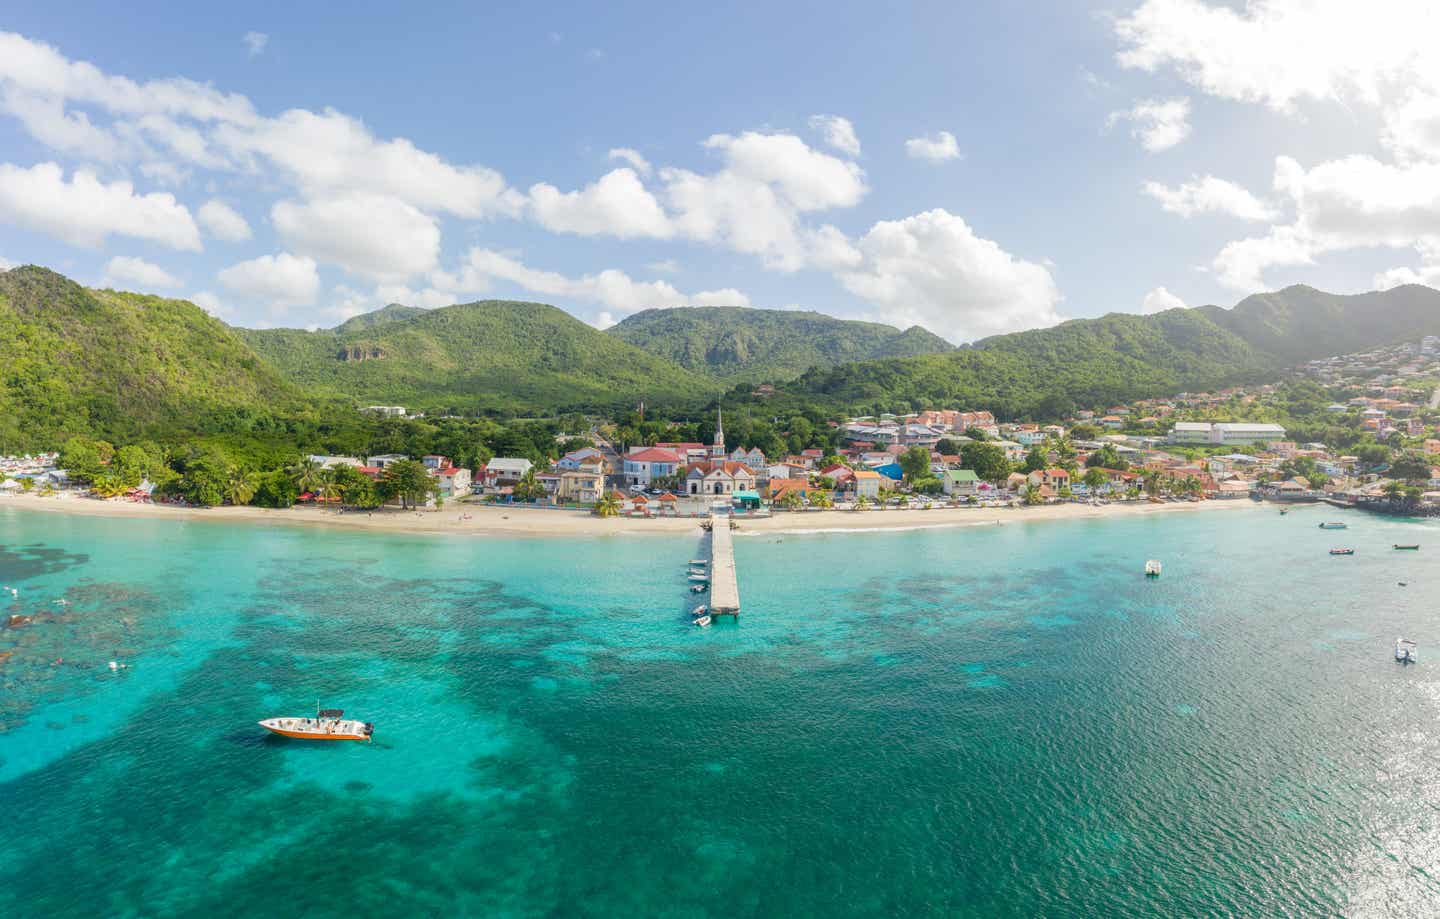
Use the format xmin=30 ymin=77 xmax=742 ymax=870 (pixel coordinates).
xmin=2 ymin=504 xmax=1440 ymax=917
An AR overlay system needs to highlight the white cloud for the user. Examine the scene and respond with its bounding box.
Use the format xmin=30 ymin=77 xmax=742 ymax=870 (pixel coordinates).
xmin=1109 ymin=98 xmax=1191 ymax=152
xmin=102 ymin=255 xmax=181 ymax=289
xmin=904 ymin=131 xmax=961 ymax=162
xmin=1115 ymin=1 xmax=1437 ymax=113
xmin=189 ymin=290 xmax=227 ymax=317
xmin=836 ymin=208 xmax=1062 ymax=342
xmin=450 ymin=248 xmax=749 ymax=321
xmin=607 ymin=147 xmax=651 ymax=176
xmin=528 ymin=168 xmax=673 ymax=239
xmin=1142 ymin=175 xmax=1277 ymax=221
xmin=197 ymin=199 xmax=252 ymax=242
xmin=243 ymin=32 xmax=268 ymax=58
xmin=0 ymin=255 xmax=12 ymax=270
xmin=809 ymin=114 xmax=861 ymax=157
xmin=218 ymin=252 xmax=319 ymax=309
xmin=647 ymin=259 xmax=680 ymax=274
xmin=215 ymin=107 xmax=521 ymax=219
xmin=272 ymin=193 xmax=440 ymax=281
xmin=1138 ymin=286 xmax=1186 ymax=314
xmin=0 ymin=162 xmax=201 ymax=250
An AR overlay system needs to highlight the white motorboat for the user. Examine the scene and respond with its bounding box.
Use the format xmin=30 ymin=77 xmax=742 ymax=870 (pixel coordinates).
xmin=688 ymin=574 xmax=709 ymax=582
xmin=1396 ymin=637 xmax=1417 ymax=664
xmin=1144 ymin=560 xmax=1162 ymax=577
xmin=689 ymin=559 xmax=707 ymax=566
xmin=693 ymin=613 xmax=712 ymax=627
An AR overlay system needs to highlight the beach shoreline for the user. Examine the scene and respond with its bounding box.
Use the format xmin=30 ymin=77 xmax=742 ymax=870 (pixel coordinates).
xmin=0 ymin=491 xmax=1256 ymax=538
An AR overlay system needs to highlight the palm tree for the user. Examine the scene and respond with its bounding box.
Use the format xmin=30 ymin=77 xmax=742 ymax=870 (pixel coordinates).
xmin=316 ymin=467 xmax=340 ymax=507
xmin=810 ymin=490 xmax=834 ymax=509
xmin=594 ymin=492 xmax=622 ymax=518
xmin=225 ymin=468 xmax=259 ymax=506
xmin=1022 ymin=483 xmax=1043 ymax=506
xmin=287 ymin=457 xmax=323 ymax=495
xmin=853 ymin=494 xmax=870 ymax=512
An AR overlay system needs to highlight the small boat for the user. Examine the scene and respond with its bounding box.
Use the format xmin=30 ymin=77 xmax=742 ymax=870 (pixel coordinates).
xmin=1394 ymin=544 xmax=1421 ymax=550
xmin=1144 ymin=559 xmax=1162 ymax=577
xmin=259 ymin=704 xmax=373 ymax=742
xmin=688 ymin=568 xmax=707 ymax=576
xmin=688 ymin=574 xmax=709 ymax=582
xmin=1318 ymin=522 xmax=1347 ymax=530
xmin=1279 ymin=509 xmax=1288 ymax=515
xmin=689 ymin=559 xmax=707 ymax=567
xmin=690 ymin=584 xmax=708 ymax=594
xmin=693 ymin=614 xmax=712 ymax=627
xmin=1329 ymin=548 xmax=1355 ymax=556
xmin=1396 ymin=637 xmax=1417 ymax=664
xmin=692 ymin=604 xmax=707 ymax=617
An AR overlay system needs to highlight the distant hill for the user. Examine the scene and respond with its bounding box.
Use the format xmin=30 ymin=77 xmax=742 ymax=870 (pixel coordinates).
xmin=1200 ymin=284 xmax=1440 ymax=364
xmin=238 ymin=300 xmax=714 ymax=414
xmin=777 ymin=284 xmax=1440 ymax=418
xmin=0 ymin=266 xmax=302 ymax=447
xmin=606 ymin=306 xmax=953 ymax=382
xmin=333 ymin=303 xmax=428 ymax=333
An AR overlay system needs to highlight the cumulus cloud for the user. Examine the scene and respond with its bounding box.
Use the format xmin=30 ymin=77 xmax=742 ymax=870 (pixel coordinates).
xmin=218 ymin=252 xmax=319 ymax=309
xmin=0 ymin=255 xmax=12 ymax=270
xmin=1115 ymin=2 xmax=1440 ymax=292
xmin=447 ymin=248 xmax=749 ymax=322
xmin=1138 ymin=286 xmax=1186 ymax=314
xmin=242 ymin=32 xmax=268 ymax=57
xmin=197 ymin=198 xmax=252 ymax=242
xmin=836 ymin=208 xmax=1062 ymax=342
xmin=189 ymin=290 xmax=227 ymax=317
xmin=1109 ymin=98 xmax=1191 ymax=152
xmin=272 ymin=193 xmax=440 ymax=281
xmin=1142 ymin=175 xmax=1277 ymax=221
xmin=607 ymin=147 xmax=651 ymax=175
xmin=904 ymin=131 xmax=961 ymax=162
xmin=0 ymin=162 xmax=201 ymax=250
xmin=528 ymin=168 xmax=673 ymax=239
xmin=102 ymin=255 xmax=181 ymax=289
xmin=809 ymin=114 xmax=861 ymax=157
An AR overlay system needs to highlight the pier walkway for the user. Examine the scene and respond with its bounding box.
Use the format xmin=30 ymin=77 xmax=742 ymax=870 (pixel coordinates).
xmin=707 ymin=513 xmax=741 ymax=617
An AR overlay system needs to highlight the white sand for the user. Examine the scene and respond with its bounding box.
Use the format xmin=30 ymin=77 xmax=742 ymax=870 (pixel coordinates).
xmin=0 ymin=491 xmax=1253 ymax=539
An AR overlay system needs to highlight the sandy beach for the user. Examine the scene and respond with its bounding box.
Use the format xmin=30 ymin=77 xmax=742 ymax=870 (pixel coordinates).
xmin=0 ymin=491 xmax=1254 ymax=538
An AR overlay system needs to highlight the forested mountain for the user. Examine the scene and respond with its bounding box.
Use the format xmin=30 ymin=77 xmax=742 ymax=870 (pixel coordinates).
xmin=237 ymin=300 xmax=714 ymax=414
xmin=1200 ymin=284 xmax=1440 ymax=364
xmin=778 ymin=285 xmax=1440 ymax=418
xmin=0 ymin=266 xmax=304 ymax=449
xmin=607 ymin=306 xmax=952 ymax=382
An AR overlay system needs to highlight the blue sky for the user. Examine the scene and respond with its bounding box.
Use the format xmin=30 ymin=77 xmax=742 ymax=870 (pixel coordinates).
xmin=1 ymin=1 xmax=1438 ymax=340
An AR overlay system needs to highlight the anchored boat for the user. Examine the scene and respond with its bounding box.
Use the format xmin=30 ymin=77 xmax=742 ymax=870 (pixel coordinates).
xmin=1329 ymin=548 xmax=1355 ymax=556
xmin=259 ymin=704 xmax=373 ymax=742
xmin=1396 ymin=637 xmax=1418 ymax=664
xmin=1394 ymin=544 xmax=1421 ymax=550
xmin=1318 ymin=522 xmax=1348 ymax=530
xmin=1144 ymin=560 xmax=1162 ymax=578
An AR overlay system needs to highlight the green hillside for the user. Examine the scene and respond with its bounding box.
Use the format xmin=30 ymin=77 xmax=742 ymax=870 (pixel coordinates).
xmin=238 ymin=300 xmax=714 ymax=414
xmin=777 ymin=284 xmax=1440 ymax=418
xmin=606 ymin=306 xmax=952 ymax=382
xmin=0 ymin=266 xmax=304 ymax=449
xmin=1201 ymin=284 xmax=1440 ymax=363
xmin=333 ymin=303 xmax=428 ymax=333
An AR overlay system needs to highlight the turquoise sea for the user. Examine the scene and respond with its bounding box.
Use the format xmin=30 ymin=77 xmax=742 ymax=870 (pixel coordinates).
xmin=2 ymin=502 xmax=1439 ymax=917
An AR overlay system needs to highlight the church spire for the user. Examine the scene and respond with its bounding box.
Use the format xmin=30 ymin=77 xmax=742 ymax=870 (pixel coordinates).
xmin=711 ymin=398 xmax=725 ymax=458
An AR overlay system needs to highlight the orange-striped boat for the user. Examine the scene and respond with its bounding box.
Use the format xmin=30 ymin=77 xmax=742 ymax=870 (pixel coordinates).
xmin=259 ymin=704 xmax=373 ymax=742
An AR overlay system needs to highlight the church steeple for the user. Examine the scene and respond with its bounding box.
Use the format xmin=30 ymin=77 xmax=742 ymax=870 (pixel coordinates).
xmin=711 ymin=399 xmax=725 ymax=458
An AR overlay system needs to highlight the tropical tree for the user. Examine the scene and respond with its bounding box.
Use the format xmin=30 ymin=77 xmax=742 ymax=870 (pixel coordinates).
xmin=1082 ymin=467 xmax=1107 ymax=491
xmin=594 ymin=492 xmax=622 ymax=518
xmin=380 ymin=460 xmax=436 ymax=510
xmin=809 ymin=490 xmax=834 ymax=509
xmin=224 ymin=468 xmax=259 ymax=506
xmin=512 ymin=469 xmax=547 ymax=503
xmin=19 ymin=478 xmax=34 ymax=494
xmin=287 ymin=457 xmax=324 ymax=495
xmin=1022 ymin=483 xmax=1043 ymax=506
xmin=961 ymin=442 xmax=1010 ymax=482
xmin=899 ymin=445 xmax=932 ymax=482
xmin=777 ymin=489 xmax=804 ymax=510
xmin=853 ymin=494 xmax=870 ymax=511
xmin=1022 ymin=447 xmax=1047 ymax=473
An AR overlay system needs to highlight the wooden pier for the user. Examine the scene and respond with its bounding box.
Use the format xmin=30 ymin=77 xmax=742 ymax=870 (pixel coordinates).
xmin=707 ymin=513 xmax=741 ymax=618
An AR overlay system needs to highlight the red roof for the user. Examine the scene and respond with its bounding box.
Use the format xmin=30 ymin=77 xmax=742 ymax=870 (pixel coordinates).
xmin=657 ymin=492 xmax=678 ymax=501
xmin=628 ymin=447 xmax=680 ymax=463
